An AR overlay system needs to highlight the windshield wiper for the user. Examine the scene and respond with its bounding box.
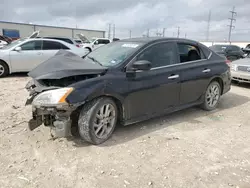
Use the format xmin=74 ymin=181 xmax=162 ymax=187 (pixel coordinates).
xmin=88 ymin=56 xmax=102 ymax=66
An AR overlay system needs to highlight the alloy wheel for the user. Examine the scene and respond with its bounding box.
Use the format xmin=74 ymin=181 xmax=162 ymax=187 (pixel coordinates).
xmin=94 ymin=103 xmax=116 ymax=139
xmin=0 ymin=64 xmax=4 ymax=76
xmin=206 ymin=84 xmax=220 ymax=108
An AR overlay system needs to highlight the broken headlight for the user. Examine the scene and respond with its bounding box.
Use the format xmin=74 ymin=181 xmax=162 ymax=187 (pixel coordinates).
xmin=32 ymin=87 xmax=74 ymax=106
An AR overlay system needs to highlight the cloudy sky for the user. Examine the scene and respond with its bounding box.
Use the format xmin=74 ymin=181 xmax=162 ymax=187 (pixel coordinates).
xmin=1 ymin=0 xmax=250 ymax=41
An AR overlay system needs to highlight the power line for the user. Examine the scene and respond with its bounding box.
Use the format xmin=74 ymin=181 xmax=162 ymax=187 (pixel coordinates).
xmin=163 ymin=28 xmax=166 ymax=37
xmin=228 ymin=6 xmax=237 ymax=43
xmin=113 ymin=24 xmax=115 ymax=39
xmin=177 ymin=27 xmax=180 ymax=38
xmin=147 ymin=29 xmax=150 ymax=37
xmin=206 ymin=10 xmax=211 ymax=41
xmin=108 ymin=23 xmax=111 ymax=39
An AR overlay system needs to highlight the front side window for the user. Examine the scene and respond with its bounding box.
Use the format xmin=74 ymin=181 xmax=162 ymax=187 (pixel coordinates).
xmin=178 ymin=43 xmax=201 ymax=63
xmin=20 ymin=40 xmax=42 ymax=51
xmin=42 ymin=41 xmax=64 ymax=50
xmin=86 ymin=41 xmax=143 ymax=67
xmin=136 ymin=42 xmax=176 ymax=68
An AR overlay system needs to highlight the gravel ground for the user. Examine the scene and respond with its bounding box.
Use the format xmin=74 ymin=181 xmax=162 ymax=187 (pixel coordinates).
xmin=0 ymin=74 xmax=250 ymax=188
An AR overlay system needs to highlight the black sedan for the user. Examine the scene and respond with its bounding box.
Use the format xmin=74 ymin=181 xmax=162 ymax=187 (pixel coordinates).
xmin=25 ymin=37 xmax=231 ymax=145
xmin=209 ymin=44 xmax=245 ymax=61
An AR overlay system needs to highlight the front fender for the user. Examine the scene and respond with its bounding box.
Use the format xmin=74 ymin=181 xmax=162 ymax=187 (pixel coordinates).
xmin=66 ymin=80 xmax=124 ymax=106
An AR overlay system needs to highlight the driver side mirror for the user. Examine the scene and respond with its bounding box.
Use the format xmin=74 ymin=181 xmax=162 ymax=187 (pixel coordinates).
xmin=94 ymin=40 xmax=99 ymax=45
xmin=132 ymin=60 xmax=152 ymax=71
xmin=14 ymin=46 xmax=22 ymax=52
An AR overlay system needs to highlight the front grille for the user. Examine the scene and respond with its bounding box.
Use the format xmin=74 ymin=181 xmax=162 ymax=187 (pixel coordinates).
xmin=238 ymin=66 xmax=250 ymax=72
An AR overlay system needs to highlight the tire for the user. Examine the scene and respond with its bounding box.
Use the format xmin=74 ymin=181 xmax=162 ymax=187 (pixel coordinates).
xmin=201 ymin=81 xmax=221 ymax=111
xmin=78 ymin=97 xmax=118 ymax=145
xmin=0 ymin=61 xmax=9 ymax=78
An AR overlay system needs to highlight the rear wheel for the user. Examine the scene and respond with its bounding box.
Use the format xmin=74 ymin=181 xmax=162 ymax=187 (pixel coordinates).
xmin=201 ymin=81 xmax=221 ymax=111
xmin=78 ymin=97 xmax=118 ymax=145
xmin=0 ymin=61 xmax=9 ymax=78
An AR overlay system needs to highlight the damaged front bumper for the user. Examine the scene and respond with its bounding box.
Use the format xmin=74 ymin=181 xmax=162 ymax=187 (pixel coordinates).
xmin=25 ymin=79 xmax=78 ymax=138
xmin=28 ymin=104 xmax=76 ymax=138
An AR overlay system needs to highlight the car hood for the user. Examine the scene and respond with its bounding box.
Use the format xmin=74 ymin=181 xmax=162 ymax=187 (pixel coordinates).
xmin=28 ymin=50 xmax=107 ymax=80
xmin=232 ymin=58 xmax=250 ymax=65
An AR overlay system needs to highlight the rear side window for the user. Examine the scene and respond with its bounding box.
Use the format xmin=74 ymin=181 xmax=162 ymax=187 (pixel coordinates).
xmin=177 ymin=43 xmax=203 ymax=63
xmin=199 ymin=44 xmax=211 ymax=58
xmin=42 ymin=41 xmax=69 ymax=50
xmin=20 ymin=40 xmax=42 ymax=50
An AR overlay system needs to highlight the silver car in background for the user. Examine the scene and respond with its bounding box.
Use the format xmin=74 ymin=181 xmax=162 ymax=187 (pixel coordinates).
xmin=0 ymin=38 xmax=89 ymax=77
xmin=231 ymin=55 xmax=250 ymax=83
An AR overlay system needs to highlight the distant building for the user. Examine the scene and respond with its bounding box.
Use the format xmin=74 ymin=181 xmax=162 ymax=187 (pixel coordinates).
xmin=0 ymin=21 xmax=105 ymax=40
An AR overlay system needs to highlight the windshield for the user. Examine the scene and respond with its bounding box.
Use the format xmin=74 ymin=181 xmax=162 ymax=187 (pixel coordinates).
xmin=86 ymin=41 xmax=143 ymax=67
xmin=1 ymin=39 xmax=26 ymax=50
xmin=210 ymin=45 xmax=228 ymax=52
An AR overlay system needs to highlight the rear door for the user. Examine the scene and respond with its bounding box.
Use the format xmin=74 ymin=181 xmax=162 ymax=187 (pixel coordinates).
xmin=124 ymin=42 xmax=181 ymax=120
xmin=178 ymin=42 xmax=213 ymax=105
xmin=41 ymin=40 xmax=70 ymax=63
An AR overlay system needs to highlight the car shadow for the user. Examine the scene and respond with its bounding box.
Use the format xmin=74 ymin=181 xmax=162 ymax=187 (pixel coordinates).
xmin=6 ymin=72 xmax=29 ymax=78
xmin=231 ymin=81 xmax=250 ymax=89
xmin=70 ymin=92 xmax=250 ymax=148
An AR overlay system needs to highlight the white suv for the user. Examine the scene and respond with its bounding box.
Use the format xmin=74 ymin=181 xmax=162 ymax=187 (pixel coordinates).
xmin=77 ymin=34 xmax=111 ymax=53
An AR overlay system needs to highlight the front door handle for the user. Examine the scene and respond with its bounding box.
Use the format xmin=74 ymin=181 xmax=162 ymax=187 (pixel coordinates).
xmin=37 ymin=52 xmax=43 ymax=55
xmin=202 ymin=69 xmax=211 ymax=73
xmin=168 ymin=74 xmax=179 ymax=79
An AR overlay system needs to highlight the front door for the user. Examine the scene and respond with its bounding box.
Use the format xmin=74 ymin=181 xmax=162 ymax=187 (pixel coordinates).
xmin=124 ymin=42 xmax=181 ymax=121
xmin=9 ymin=40 xmax=43 ymax=72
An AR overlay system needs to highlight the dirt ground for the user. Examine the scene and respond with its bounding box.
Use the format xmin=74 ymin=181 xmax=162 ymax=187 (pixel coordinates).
xmin=0 ymin=74 xmax=250 ymax=188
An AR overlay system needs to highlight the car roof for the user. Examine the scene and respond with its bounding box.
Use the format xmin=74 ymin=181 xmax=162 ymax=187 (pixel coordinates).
xmin=120 ymin=37 xmax=200 ymax=44
xmin=25 ymin=38 xmax=73 ymax=45
xmin=43 ymin=36 xmax=73 ymax=39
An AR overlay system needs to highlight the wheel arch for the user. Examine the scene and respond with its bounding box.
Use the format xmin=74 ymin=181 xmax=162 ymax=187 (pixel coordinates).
xmin=209 ymin=76 xmax=224 ymax=95
xmin=0 ymin=59 xmax=11 ymax=74
xmin=71 ymin=94 xmax=125 ymax=128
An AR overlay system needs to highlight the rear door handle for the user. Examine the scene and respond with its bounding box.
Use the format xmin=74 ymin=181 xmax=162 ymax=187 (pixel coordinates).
xmin=168 ymin=74 xmax=179 ymax=79
xmin=202 ymin=69 xmax=211 ymax=73
xmin=37 ymin=52 xmax=43 ymax=55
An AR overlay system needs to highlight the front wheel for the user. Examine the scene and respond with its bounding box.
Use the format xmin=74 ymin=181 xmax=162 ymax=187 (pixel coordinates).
xmin=0 ymin=61 xmax=9 ymax=78
xmin=201 ymin=81 xmax=221 ymax=111
xmin=78 ymin=97 xmax=118 ymax=145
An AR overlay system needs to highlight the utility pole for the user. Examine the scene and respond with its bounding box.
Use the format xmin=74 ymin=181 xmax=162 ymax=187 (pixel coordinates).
xmin=113 ymin=24 xmax=115 ymax=39
xmin=129 ymin=30 xmax=132 ymax=38
xmin=147 ymin=29 xmax=150 ymax=37
xmin=163 ymin=28 xmax=166 ymax=37
xmin=185 ymin=33 xmax=187 ymax=38
xmin=177 ymin=27 xmax=180 ymax=38
xmin=206 ymin=10 xmax=211 ymax=41
xmin=228 ymin=6 xmax=236 ymax=44
xmin=108 ymin=23 xmax=111 ymax=39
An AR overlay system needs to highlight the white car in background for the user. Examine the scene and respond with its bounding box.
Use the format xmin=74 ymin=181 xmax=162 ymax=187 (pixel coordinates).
xmin=77 ymin=34 xmax=111 ymax=53
xmin=0 ymin=40 xmax=8 ymax=49
xmin=0 ymin=38 xmax=88 ymax=77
